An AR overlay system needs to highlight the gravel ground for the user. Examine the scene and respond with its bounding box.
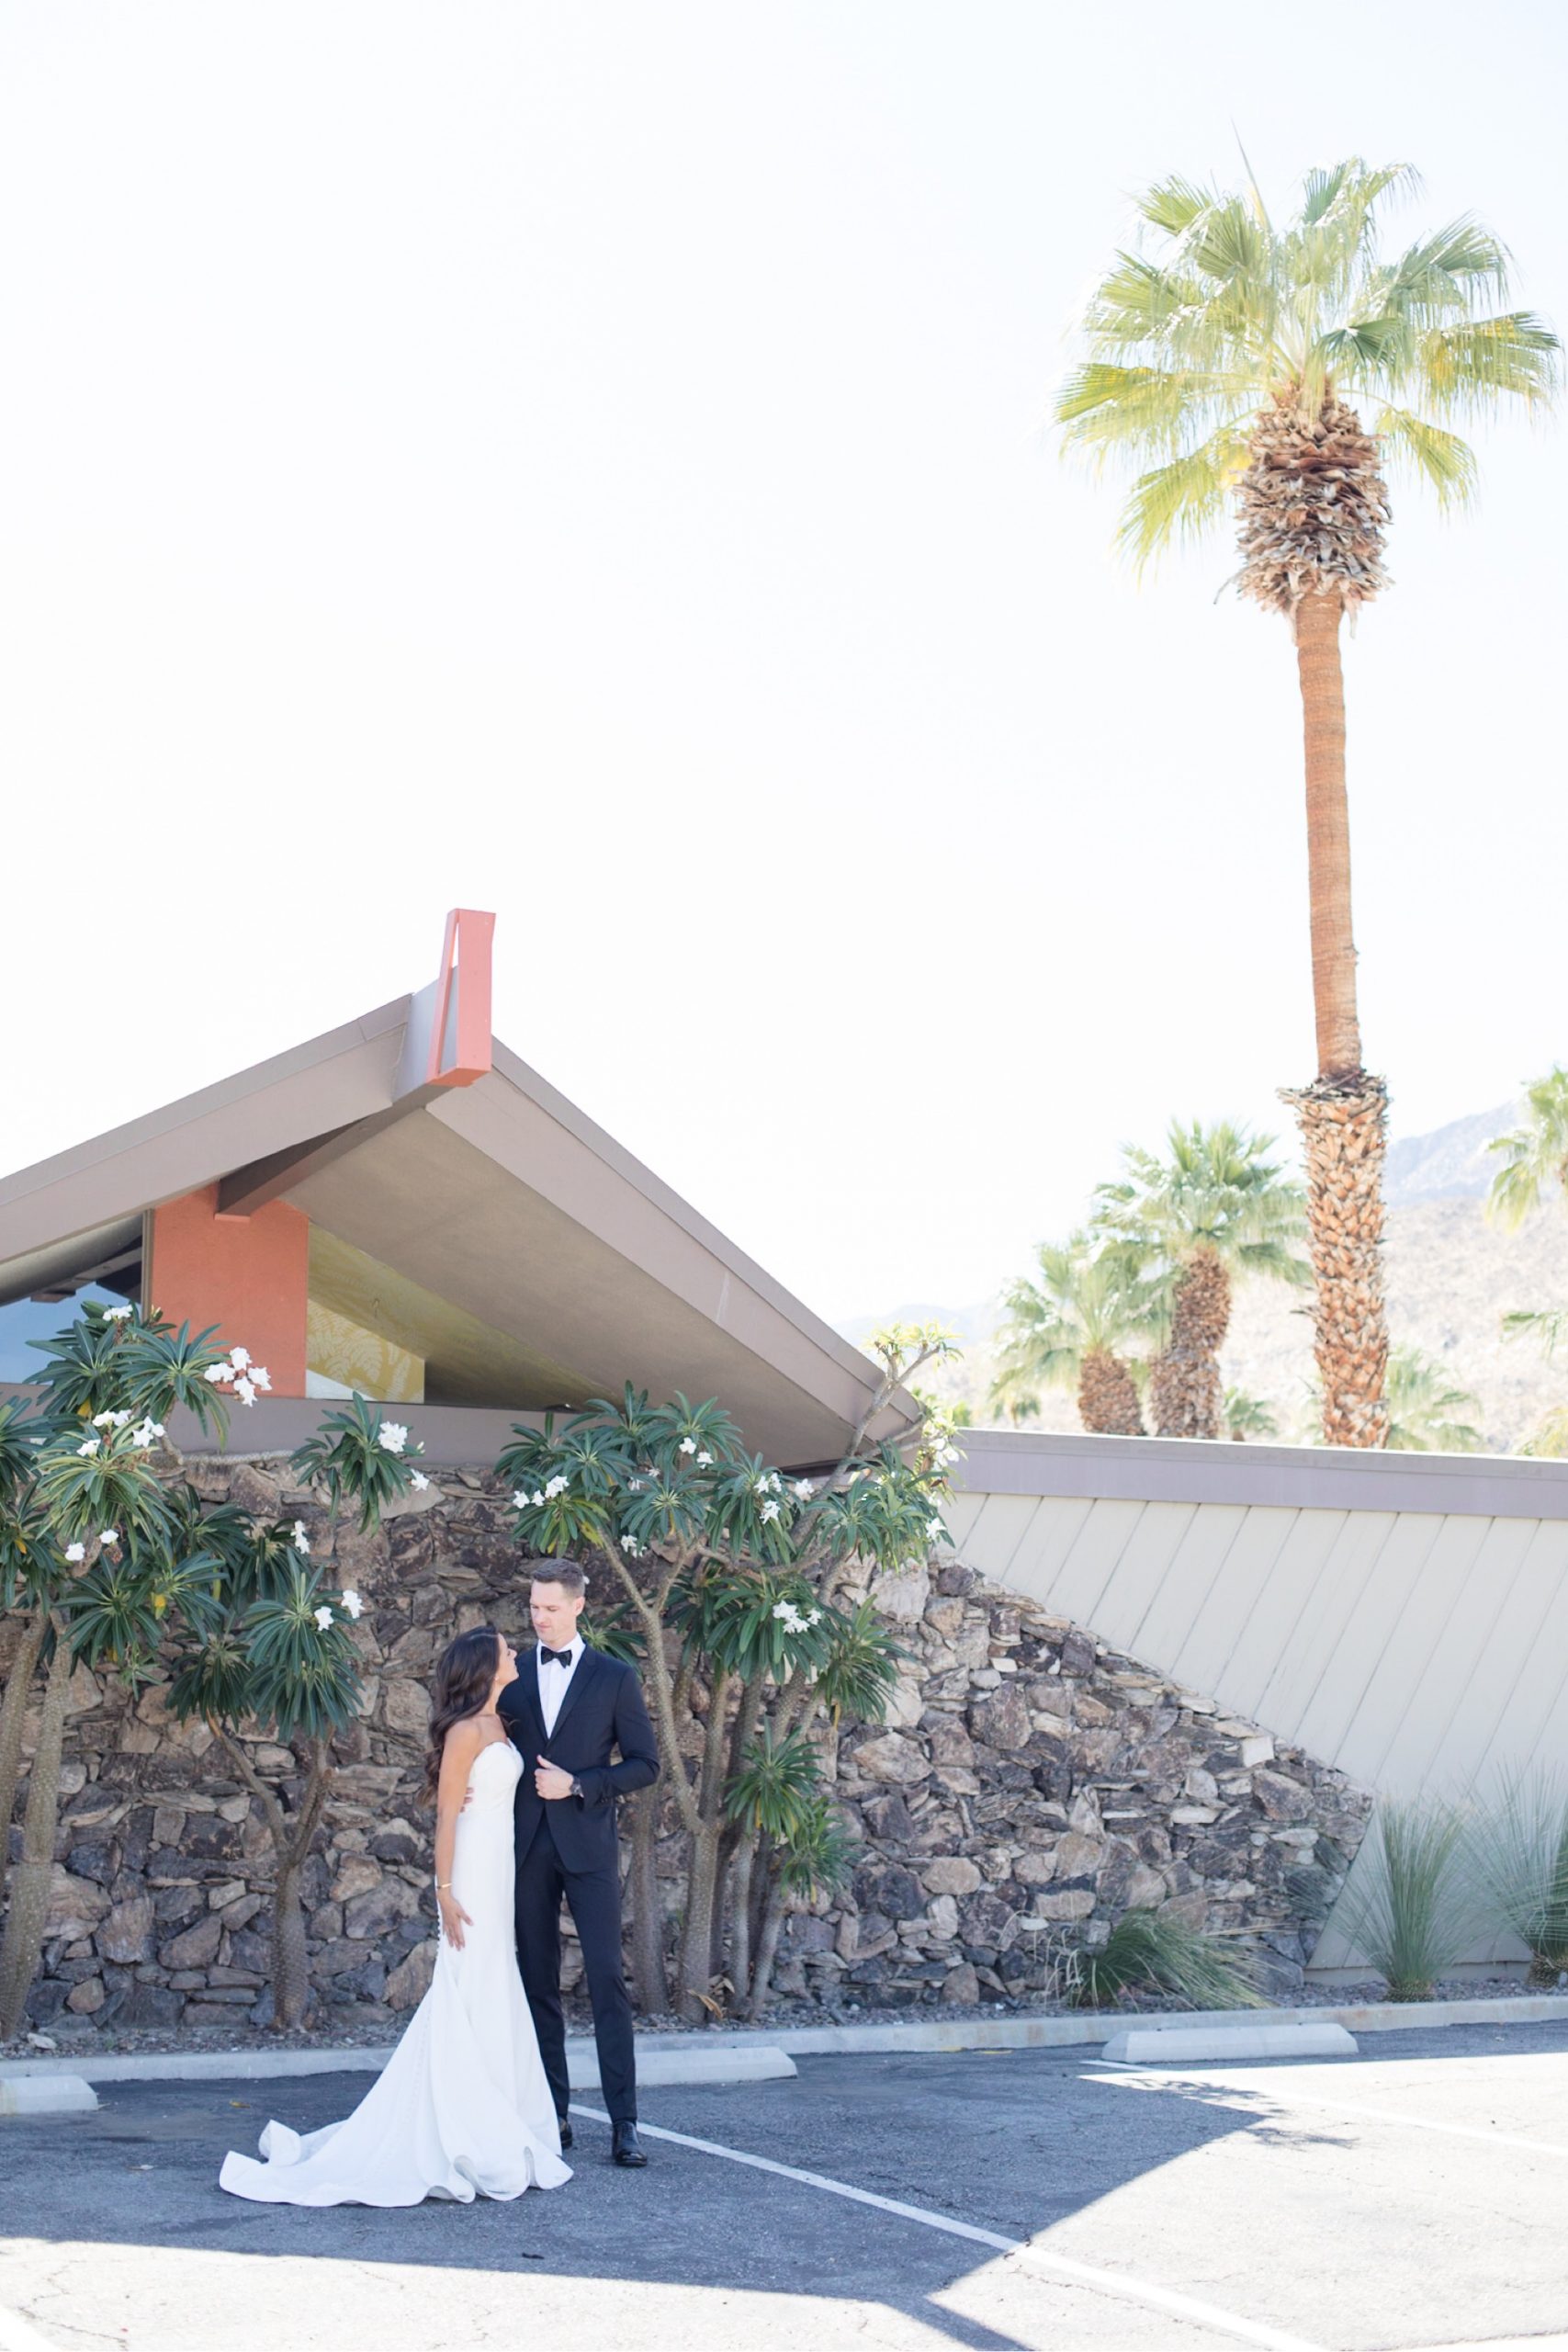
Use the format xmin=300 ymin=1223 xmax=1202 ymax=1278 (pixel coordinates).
xmin=6 ymin=1973 xmax=1557 ymax=2062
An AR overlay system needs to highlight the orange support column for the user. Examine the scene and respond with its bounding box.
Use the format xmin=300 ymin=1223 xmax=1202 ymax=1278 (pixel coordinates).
xmin=147 ymin=1185 xmax=310 ymax=1396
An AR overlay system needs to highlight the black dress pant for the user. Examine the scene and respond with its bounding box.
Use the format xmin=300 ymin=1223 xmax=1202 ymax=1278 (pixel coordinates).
xmin=514 ymin=1810 xmax=637 ymax=2124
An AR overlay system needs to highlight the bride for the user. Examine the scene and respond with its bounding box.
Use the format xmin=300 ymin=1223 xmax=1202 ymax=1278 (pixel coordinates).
xmin=220 ymin=1623 xmax=571 ymax=2206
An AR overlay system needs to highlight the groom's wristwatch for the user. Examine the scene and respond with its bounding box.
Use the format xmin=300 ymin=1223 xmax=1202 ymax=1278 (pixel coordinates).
xmin=569 ymin=1775 xmax=583 ymax=1800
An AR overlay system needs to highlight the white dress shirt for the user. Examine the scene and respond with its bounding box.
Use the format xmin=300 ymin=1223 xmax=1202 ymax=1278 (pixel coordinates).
xmin=536 ymin=1634 xmax=584 ymax=1740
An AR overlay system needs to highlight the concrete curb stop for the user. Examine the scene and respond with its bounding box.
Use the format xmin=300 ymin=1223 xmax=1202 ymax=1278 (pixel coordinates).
xmin=0 ymin=2075 xmax=98 ymax=2117
xmin=1100 ymin=2022 xmax=1359 ymax=2065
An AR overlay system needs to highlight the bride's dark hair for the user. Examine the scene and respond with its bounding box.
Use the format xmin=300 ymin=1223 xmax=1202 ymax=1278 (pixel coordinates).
xmin=422 ymin=1624 xmax=502 ymax=1805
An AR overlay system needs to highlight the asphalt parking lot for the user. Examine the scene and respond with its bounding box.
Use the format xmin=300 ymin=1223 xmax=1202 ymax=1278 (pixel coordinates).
xmin=2 ymin=2021 xmax=1566 ymax=2352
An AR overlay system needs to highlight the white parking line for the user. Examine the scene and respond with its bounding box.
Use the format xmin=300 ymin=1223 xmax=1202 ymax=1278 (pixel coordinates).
xmin=570 ymin=2103 xmax=1331 ymax=2352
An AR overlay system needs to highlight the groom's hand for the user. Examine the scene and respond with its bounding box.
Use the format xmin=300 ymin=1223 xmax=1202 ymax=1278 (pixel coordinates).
xmin=535 ymin=1758 xmax=575 ymax=1801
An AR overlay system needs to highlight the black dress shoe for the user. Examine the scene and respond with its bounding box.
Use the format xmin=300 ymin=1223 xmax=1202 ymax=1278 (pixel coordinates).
xmin=557 ymin=2117 xmax=573 ymax=2152
xmin=611 ymin=2120 xmax=648 ymax=2167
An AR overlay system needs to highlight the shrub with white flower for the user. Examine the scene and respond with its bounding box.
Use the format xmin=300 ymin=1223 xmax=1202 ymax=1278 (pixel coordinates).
xmin=495 ymin=1333 xmax=960 ymax=2028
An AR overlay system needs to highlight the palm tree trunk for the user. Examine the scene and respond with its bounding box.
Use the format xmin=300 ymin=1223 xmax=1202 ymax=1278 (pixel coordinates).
xmin=1077 ymin=1351 xmax=1145 ymax=1435
xmin=0 ymin=1611 xmax=47 ymax=1897
xmin=1283 ymin=594 xmax=1392 ymax=1448
xmin=0 ymin=1618 xmax=73 ymax=2038
xmin=1295 ymin=595 xmax=1362 ymax=1080
xmin=1149 ymin=1250 xmax=1229 ymax=1439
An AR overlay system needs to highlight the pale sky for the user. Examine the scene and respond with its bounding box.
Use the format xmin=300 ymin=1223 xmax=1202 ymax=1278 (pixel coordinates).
xmin=2 ymin=2 xmax=1563 ymax=1329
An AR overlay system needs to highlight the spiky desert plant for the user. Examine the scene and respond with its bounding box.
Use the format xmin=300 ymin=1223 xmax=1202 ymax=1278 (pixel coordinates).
xmin=1337 ymin=1797 xmax=1478 ymax=2000
xmin=1464 ymin=1770 xmax=1568 ymax=1984
xmin=1383 ymin=1346 xmax=1484 ymax=1453
xmin=1066 ymin=1907 xmax=1266 ymax=2009
xmin=1095 ymin=1122 xmax=1309 ymax=1439
xmin=1057 ymin=162 xmax=1558 ymax=1448
xmin=989 ymin=1234 xmax=1166 ymax=1435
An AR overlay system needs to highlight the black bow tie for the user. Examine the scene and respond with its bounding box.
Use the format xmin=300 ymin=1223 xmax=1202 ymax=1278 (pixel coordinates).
xmin=539 ymin=1645 xmax=573 ymax=1667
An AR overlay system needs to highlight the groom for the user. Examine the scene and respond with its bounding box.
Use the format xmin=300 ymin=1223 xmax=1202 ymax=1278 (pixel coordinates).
xmin=498 ymin=1559 xmax=660 ymax=2167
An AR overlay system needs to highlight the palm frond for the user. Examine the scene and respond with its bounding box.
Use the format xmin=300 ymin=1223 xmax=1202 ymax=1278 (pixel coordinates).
xmin=1371 ymin=407 xmax=1478 ymax=507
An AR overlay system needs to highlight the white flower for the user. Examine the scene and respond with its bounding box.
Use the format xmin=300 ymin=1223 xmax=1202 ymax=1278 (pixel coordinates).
xmin=100 ymin=1528 xmax=118 ymax=1546
xmin=378 ymin=1421 xmax=409 ymax=1455
xmin=760 ymin=1498 xmax=781 ymax=1523
xmin=793 ymin=1479 xmax=814 ymax=1501
xmin=204 ymin=1361 xmax=231 ymax=1385
xmin=410 ymin=1471 xmax=430 ymax=1492
xmin=92 ymin=1409 xmax=130 ymax=1429
xmin=101 ymin=1304 xmax=134 ymax=1322
xmin=753 ymin=1476 xmax=771 ymax=1497
xmin=512 ymin=1489 xmax=530 ymax=1510
xmin=233 ymin=1376 xmax=256 ymax=1408
xmin=292 ymin=1521 xmax=311 ymax=1554
xmin=678 ymin=1437 xmax=696 ymax=1456
xmin=249 ymin=1365 xmax=272 ymax=1393
xmin=807 ymin=1608 xmax=822 ymax=1626
xmin=341 ymin=1589 xmax=363 ymax=1620
xmin=313 ymin=1605 xmax=334 ymax=1631
xmin=130 ymin=1419 xmax=165 ymax=1449
xmin=64 ymin=1542 xmax=85 ymax=1564
xmin=622 ymin=1535 xmax=643 ymax=1558
xmin=695 ymin=1451 xmax=713 ymax=1468
xmin=531 ymin=1490 xmax=545 ymax=1507
xmin=76 ymin=1438 xmax=101 ymax=1458
xmin=229 ymin=1346 xmax=251 ymax=1370
xmin=927 ymin=1519 xmax=944 ymax=1541
xmin=629 ymin=1479 xmax=644 ymax=1492
xmin=772 ymin=1600 xmax=795 ymax=1623
xmin=544 ymin=1474 xmax=570 ymax=1499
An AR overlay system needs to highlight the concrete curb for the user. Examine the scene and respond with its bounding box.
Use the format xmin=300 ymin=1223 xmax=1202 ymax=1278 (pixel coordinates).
xmin=0 ymin=2041 xmax=796 ymax=2091
xmin=0 ymin=2074 xmax=98 ymax=2116
xmin=1101 ymin=2022 xmax=1359 ymax=2064
xmin=1 ymin=1993 xmax=1562 ymax=2087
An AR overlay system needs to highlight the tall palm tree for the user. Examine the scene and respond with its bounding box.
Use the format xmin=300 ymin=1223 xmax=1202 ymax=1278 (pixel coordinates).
xmin=1095 ymin=1120 xmax=1308 ymax=1439
xmin=989 ymin=1234 xmax=1165 ymax=1435
xmin=1488 ymin=1069 xmax=1568 ymax=1230
xmin=1382 ymin=1346 xmax=1483 ymax=1453
xmin=1055 ymin=161 xmax=1558 ymax=1448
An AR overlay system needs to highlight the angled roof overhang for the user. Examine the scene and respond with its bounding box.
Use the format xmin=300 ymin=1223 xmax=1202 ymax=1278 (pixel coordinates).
xmin=0 ymin=913 xmax=912 ymax=1465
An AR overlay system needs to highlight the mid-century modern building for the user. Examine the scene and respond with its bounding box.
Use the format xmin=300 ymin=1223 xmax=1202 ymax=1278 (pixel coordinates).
xmin=0 ymin=911 xmax=913 ymax=1469
xmin=6 ymin=910 xmax=1568 ymax=1967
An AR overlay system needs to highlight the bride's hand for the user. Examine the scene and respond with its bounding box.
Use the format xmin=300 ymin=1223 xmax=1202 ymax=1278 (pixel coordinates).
xmin=438 ymin=1890 xmax=472 ymax=1950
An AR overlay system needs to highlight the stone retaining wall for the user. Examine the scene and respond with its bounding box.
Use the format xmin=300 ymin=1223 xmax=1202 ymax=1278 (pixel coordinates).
xmin=4 ymin=1460 xmax=1371 ymax=2030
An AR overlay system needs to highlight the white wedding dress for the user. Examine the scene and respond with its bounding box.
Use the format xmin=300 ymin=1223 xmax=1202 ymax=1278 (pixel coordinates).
xmin=220 ymin=1738 xmax=571 ymax=2206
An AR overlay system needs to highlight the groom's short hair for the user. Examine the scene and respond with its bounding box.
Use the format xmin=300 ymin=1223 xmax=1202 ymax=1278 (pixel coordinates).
xmin=529 ymin=1558 xmax=587 ymax=1598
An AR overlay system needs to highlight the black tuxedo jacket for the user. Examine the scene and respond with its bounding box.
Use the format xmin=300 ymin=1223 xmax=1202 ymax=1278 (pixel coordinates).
xmin=498 ymin=1645 xmax=659 ymax=1872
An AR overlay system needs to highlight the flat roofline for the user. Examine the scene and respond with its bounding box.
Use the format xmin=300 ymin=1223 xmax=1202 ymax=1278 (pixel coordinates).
xmin=954 ymin=1426 xmax=1568 ymax=1522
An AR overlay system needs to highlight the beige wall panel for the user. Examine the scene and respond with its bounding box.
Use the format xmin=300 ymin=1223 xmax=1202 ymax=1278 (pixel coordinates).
xmin=1442 ymin=1519 xmax=1568 ymax=1790
xmin=1253 ymin=1510 xmax=1398 ymax=1746
xmin=1129 ymin=1504 xmax=1247 ymax=1678
xmin=1217 ymin=1509 xmax=1348 ymax=1722
xmin=1086 ymin=1501 xmax=1199 ymax=1653
xmin=953 ymin=1494 xmax=1042 ymax=1589
xmin=1293 ymin=1513 xmax=1446 ymax=1772
xmin=1042 ymin=1498 xmax=1151 ymax=1629
xmin=1348 ymin=1515 xmax=1496 ymax=1792
xmin=1005 ymin=1495 xmax=1096 ymax=1604
xmin=1168 ymin=1507 xmax=1298 ymax=1699
xmin=1371 ymin=1517 xmax=1537 ymax=1795
xmin=940 ymin=1493 xmax=987 ymax=1554
xmin=1469 ymin=1520 xmax=1568 ymax=1787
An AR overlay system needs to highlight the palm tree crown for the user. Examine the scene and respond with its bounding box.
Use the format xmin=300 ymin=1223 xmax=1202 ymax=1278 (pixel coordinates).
xmin=1488 ymin=1069 xmax=1568 ymax=1232
xmin=1094 ymin=1121 xmax=1308 ymax=1441
xmin=989 ymin=1236 xmax=1167 ymax=1436
xmin=1056 ymin=159 xmax=1557 ymax=577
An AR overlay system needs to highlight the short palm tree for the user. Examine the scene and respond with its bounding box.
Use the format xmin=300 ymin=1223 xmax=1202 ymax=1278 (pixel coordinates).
xmin=1383 ymin=1346 xmax=1483 ymax=1453
xmin=989 ymin=1234 xmax=1166 ymax=1435
xmin=1223 ymin=1385 xmax=1280 ymax=1442
xmin=1095 ymin=1121 xmax=1308 ymax=1440
xmin=1056 ymin=161 xmax=1558 ymax=1449
xmin=1488 ymin=1069 xmax=1568 ymax=1230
